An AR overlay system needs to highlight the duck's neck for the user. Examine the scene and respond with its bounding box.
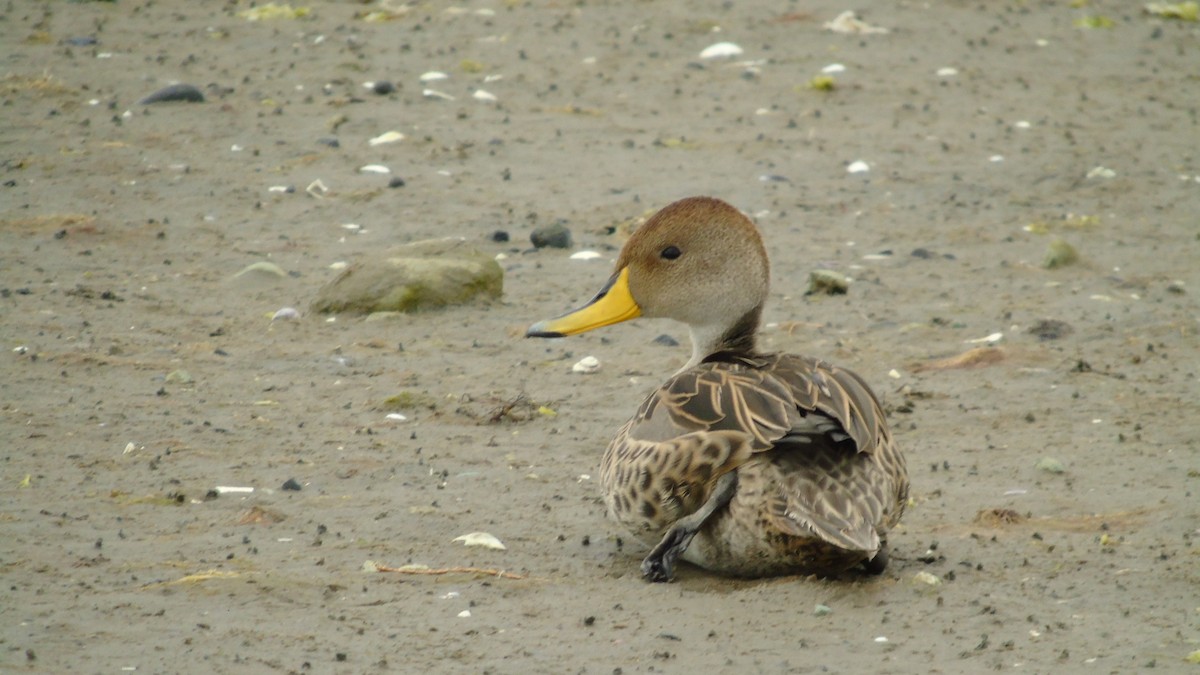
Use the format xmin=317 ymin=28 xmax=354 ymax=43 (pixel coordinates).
xmin=682 ymin=306 xmax=762 ymax=370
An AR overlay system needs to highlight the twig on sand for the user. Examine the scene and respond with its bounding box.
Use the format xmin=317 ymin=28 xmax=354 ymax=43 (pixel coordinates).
xmin=368 ymin=561 xmax=527 ymax=580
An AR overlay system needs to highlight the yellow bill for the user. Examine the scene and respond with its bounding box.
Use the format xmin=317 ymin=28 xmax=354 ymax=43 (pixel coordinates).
xmin=526 ymin=267 xmax=641 ymax=337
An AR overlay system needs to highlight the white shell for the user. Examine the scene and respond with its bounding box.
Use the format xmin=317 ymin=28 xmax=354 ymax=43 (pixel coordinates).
xmin=272 ymin=307 xmax=300 ymax=321
xmin=821 ymin=63 xmax=846 ymax=74
xmin=569 ymin=250 xmax=602 ymax=260
xmin=699 ymin=42 xmax=743 ymax=59
xmin=847 ymin=160 xmax=870 ymax=174
xmin=368 ymin=131 xmax=405 ymax=146
xmin=453 ymin=532 xmax=506 ymax=550
xmin=472 ymin=89 xmax=497 ymax=102
xmin=936 ymin=67 xmax=958 ymax=77
xmin=823 ymin=11 xmax=889 ymax=35
xmin=359 ymin=164 xmax=391 ymax=174
xmin=964 ymin=332 xmax=1003 ymax=344
xmin=385 ymin=413 xmax=407 ymax=421
xmin=422 ymin=88 xmax=455 ymax=100
xmin=214 ymin=486 xmax=254 ymax=494
xmin=420 ymin=71 xmax=448 ymax=82
xmin=572 ymin=355 xmax=601 ymax=374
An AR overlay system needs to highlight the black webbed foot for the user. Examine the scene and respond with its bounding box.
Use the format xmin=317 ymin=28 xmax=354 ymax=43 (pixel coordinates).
xmin=641 ymin=526 xmax=696 ymax=582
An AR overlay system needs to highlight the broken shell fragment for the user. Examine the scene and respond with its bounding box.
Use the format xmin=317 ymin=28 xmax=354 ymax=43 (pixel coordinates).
xmin=419 ymin=71 xmax=449 ymax=82
xmin=572 ymin=355 xmax=601 ymax=374
xmin=823 ymin=11 xmax=889 ymax=35
xmin=699 ymin=42 xmax=743 ymax=59
xmin=453 ymin=532 xmax=506 ymax=550
xmin=368 ymin=131 xmax=405 ymax=146
xmin=359 ymin=164 xmax=391 ymax=174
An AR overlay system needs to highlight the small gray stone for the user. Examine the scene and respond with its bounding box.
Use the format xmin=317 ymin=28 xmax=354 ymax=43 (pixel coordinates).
xmin=311 ymin=238 xmax=503 ymax=315
xmin=530 ymin=223 xmax=572 ymax=249
xmin=139 ymin=83 xmax=205 ymax=105
xmin=652 ymin=334 xmax=680 ymax=347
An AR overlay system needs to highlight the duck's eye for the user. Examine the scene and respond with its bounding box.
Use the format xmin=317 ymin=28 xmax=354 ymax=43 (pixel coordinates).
xmin=660 ymin=245 xmax=682 ymax=260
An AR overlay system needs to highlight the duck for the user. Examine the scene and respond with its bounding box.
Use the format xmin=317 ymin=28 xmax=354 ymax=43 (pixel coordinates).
xmin=526 ymin=196 xmax=909 ymax=582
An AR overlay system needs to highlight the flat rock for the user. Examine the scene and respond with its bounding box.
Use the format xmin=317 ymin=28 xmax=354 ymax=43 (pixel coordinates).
xmin=311 ymin=238 xmax=503 ymax=314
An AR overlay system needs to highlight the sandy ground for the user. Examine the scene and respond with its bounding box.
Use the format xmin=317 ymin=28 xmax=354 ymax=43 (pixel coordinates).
xmin=3 ymin=1 xmax=1199 ymax=673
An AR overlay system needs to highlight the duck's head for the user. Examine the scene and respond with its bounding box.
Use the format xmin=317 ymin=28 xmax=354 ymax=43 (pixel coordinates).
xmin=527 ymin=196 xmax=770 ymax=365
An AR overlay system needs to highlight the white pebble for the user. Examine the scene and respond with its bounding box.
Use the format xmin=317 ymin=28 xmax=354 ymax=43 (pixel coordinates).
xmin=473 ymin=89 xmax=498 ymax=102
xmin=847 ymin=160 xmax=870 ymax=174
xmin=699 ymin=42 xmax=743 ymax=59
xmin=385 ymin=413 xmax=407 ymax=421
xmin=572 ymin=355 xmax=601 ymax=374
xmin=329 ymin=261 xmax=347 ymax=270
xmin=420 ymin=71 xmax=448 ymax=82
xmin=272 ymin=307 xmax=300 ymax=321
xmin=936 ymin=67 xmax=958 ymax=77
xmin=457 ymin=610 xmax=471 ymax=618
xmin=359 ymin=164 xmax=391 ymax=174
xmin=1014 ymin=120 xmax=1032 ymax=129
xmin=989 ymin=155 xmax=1005 ymax=162
xmin=821 ymin=63 xmax=846 ymax=74
xmin=569 ymin=250 xmax=602 ymax=260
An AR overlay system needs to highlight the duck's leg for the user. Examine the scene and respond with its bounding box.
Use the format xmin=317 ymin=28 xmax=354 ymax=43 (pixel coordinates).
xmin=641 ymin=471 xmax=738 ymax=582
xmin=862 ymin=538 xmax=889 ymax=575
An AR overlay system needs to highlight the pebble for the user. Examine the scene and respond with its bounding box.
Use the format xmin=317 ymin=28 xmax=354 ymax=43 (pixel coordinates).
xmin=1043 ymin=239 xmax=1079 ymax=269
xmin=164 ymin=369 xmax=193 ymax=384
xmin=807 ymin=269 xmax=849 ymax=295
xmin=281 ymin=478 xmax=302 ymax=491
xmin=813 ymin=604 xmax=832 ymax=616
xmin=530 ymin=223 xmax=572 ymax=249
xmin=1036 ymin=457 xmax=1065 ymax=474
xmin=359 ymin=164 xmax=391 ymax=174
xmin=1027 ymin=319 xmax=1072 ymax=341
xmin=847 ymin=160 xmax=870 ymax=174
xmin=138 ymin=83 xmax=205 ymax=105
xmin=371 ymin=80 xmax=396 ymax=95
xmin=569 ymin=250 xmax=602 ymax=260
xmin=653 ymin=334 xmax=680 ymax=347
xmin=491 ymin=230 xmax=510 ymax=242
xmin=316 ymin=137 xmax=340 ymax=149
xmin=387 ymin=177 xmax=406 ymax=188
xmin=272 ymin=307 xmax=300 ymax=321
xmin=311 ymin=238 xmax=503 ymax=314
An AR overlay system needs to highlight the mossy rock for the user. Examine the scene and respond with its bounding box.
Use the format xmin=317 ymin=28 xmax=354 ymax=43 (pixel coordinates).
xmin=312 ymin=238 xmax=503 ymax=314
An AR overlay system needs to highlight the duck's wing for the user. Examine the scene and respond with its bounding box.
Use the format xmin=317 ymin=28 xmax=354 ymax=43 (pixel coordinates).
xmin=621 ymin=354 xmax=905 ymax=553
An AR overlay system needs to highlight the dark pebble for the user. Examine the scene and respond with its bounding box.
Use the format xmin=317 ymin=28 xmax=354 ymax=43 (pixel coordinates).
xmin=282 ymin=478 xmax=302 ymax=491
xmin=372 ymin=81 xmax=396 ymax=95
xmin=1027 ymin=319 xmax=1073 ymax=341
xmin=491 ymin=230 xmax=510 ymax=243
xmin=653 ymin=334 xmax=679 ymax=347
xmin=387 ymin=176 xmax=406 ymax=188
xmin=138 ymin=83 xmax=205 ymax=105
xmin=911 ymin=247 xmax=934 ymax=259
xmin=317 ymin=137 xmax=340 ymax=149
xmin=530 ymin=222 xmax=572 ymax=249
